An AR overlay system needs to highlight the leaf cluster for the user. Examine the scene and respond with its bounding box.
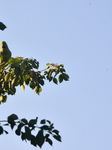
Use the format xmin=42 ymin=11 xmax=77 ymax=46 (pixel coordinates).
xmin=0 ymin=114 xmax=61 ymax=148
xmin=0 ymin=58 xmax=69 ymax=104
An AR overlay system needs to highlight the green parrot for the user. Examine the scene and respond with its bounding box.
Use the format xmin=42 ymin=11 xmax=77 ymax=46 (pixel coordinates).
xmin=0 ymin=41 xmax=12 ymax=64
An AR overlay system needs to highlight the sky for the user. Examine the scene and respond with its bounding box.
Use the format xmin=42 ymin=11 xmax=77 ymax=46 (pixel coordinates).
xmin=0 ymin=0 xmax=112 ymax=149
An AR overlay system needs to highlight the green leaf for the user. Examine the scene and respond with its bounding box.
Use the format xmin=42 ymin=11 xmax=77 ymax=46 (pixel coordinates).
xmin=4 ymin=130 xmax=8 ymax=134
xmin=40 ymin=119 xmax=46 ymax=124
xmin=21 ymin=118 xmax=28 ymax=124
xmin=7 ymin=114 xmax=18 ymax=129
xmin=60 ymin=64 xmax=64 ymax=67
xmin=16 ymin=123 xmax=25 ymax=133
xmin=46 ymin=63 xmax=51 ymax=66
xmin=30 ymin=81 xmax=35 ymax=89
xmin=8 ymin=114 xmax=18 ymax=121
xmin=21 ymin=132 xmax=26 ymax=141
xmin=25 ymin=126 xmax=31 ymax=141
xmin=29 ymin=117 xmax=38 ymax=127
xmin=14 ymin=67 xmax=21 ymax=75
xmin=0 ymin=126 xmax=3 ymax=135
xmin=0 ymin=22 xmax=7 ymax=30
xmin=46 ymin=137 xmax=53 ymax=146
xmin=38 ymin=78 xmax=44 ymax=86
xmin=20 ymin=60 xmax=28 ymax=70
xmin=10 ymin=121 xmax=16 ymax=130
xmin=31 ymin=135 xmax=37 ymax=147
xmin=34 ymin=85 xmax=38 ymax=93
xmin=61 ymin=73 xmax=69 ymax=81
xmin=11 ymin=77 xmax=18 ymax=87
xmin=52 ymin=129 xmax=59 ymax=135
xmin=1 ymin=95 xmax=7 ymax=103
xmin=53 ymin=135 xmax=62 ymax=142
xmin=36 ymin=130 xmax=45 ymax=148
xmin=40 ymin=125 xmax=51 ymax=130
xmin=53 ymin=78 xmax=58 ymax=84
xmin=5 ymin=72 xmax=11 ymax=82
xmin=15 ymin=129 xmax=21 ymax=136
xmin=3 ymin=123 xmax=9 ymax=126
xmin=51 ymin=63 xmax=55 ymax=66
xmin=38 ymin=87 xmax=42 ymax=95
xmin=21 ymin=85 xmax=25 ymax=92
xmin=58 ymin=74 xmax=63 ymax=83
xmin=46 ymin=120 xmax=51 ymax=124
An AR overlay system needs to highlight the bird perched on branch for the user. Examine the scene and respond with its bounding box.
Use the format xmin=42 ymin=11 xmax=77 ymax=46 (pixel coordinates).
xmin=0 ymin=41 xmax=12 ymax=64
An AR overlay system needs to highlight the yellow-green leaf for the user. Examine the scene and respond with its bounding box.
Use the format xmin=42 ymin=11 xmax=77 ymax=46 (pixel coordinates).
xmin=21 ymin=85 xmax=25 ymax=91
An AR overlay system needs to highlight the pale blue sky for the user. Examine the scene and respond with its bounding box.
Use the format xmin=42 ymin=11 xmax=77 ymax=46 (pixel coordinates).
xmin=0 ymin=0 xmax=112 ymax=150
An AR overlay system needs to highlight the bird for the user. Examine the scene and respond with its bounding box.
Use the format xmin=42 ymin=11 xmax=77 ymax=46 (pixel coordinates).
xmin=0 ymin=41 xmax=12 ymax=64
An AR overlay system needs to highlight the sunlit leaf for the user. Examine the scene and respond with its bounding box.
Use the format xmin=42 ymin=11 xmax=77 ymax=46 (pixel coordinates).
xmin=21 ymin=85 xmax=25 ymax=91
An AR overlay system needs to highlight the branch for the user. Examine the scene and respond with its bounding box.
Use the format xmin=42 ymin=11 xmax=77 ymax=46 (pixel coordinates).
xmin=0 ymin=58 xmax=69 ymax=104
xmin=0 ymin=114 xmax=61 ymax=148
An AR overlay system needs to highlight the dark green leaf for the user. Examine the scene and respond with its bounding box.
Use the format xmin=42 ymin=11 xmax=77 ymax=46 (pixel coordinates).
xmin=21 ymin=132 xmax=26 ymax=141
xmin=25 ymin=126 xmax=31 ymax=140
xmin=30 ymin=81 xmax=36 ymax=89
xmin=1 ymin=95 xmax=7 ymax=103
xmin=36 ymin=130 xmax=45 ymax=148
xmin=58 ymin=74 xmax=63 ymax=83
xmin=40 ymin=125 xmax=51 ymax=130
xmin=0 ymin=126 xmax=3 ymax=135
xmin=40 ymin=119 xmax=46 ymax=124
xmin=61 ymin=73 xmax=69 ymax=81
xmin=29 ymin=117 xmax=38 ymax=127
xmin=10 ymin=121 xmax=15 ymax=130
xmin=15 ymin=129 xmax=21 ymax=136
xmin=52 ymin=129 xmax=59 ymax=135
xmin=16 ymin=123 xmax=25 ymax=134
xmin=14 ymin=67 xmax=21 ymax=75
xmin=46 ymin=137 xmax=53 ymax=146
xmin=8 ymin=114 xmax=18 ymax=130
xmin=53 ymin=135 xmax=62 ymax=142
xmin=45 ymin=134 xmax=50 ymax=138
xmin=31 ymin=135 xmax=37 ymax=147
xmin=0 ymin=22 xmax=7 ymax=30
xmin=8 ymin=114 xmax=18 ymax=121
xmin=38 ymin=78 xmax=44 ymax=85
xmin=46 ymin=120 xmax=51 ymax=124
xmin=53 ymin=78 xmax=58 ymax=84
xmin=21 ymin=118 xmax=28 ymax=125
xmin=3 ymin=123 xmax=9 ymax=126
xmin=4 ymin=130 xmax=8 ymax=134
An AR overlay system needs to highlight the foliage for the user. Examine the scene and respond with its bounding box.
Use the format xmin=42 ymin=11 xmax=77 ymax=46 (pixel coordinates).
xmin=0 ymin=57 xmax=69 ymax=104
xmin=0 ymin=21 xmax=69 ymax=148
xmin=0 ymin=114 xmax=61 ymax=148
